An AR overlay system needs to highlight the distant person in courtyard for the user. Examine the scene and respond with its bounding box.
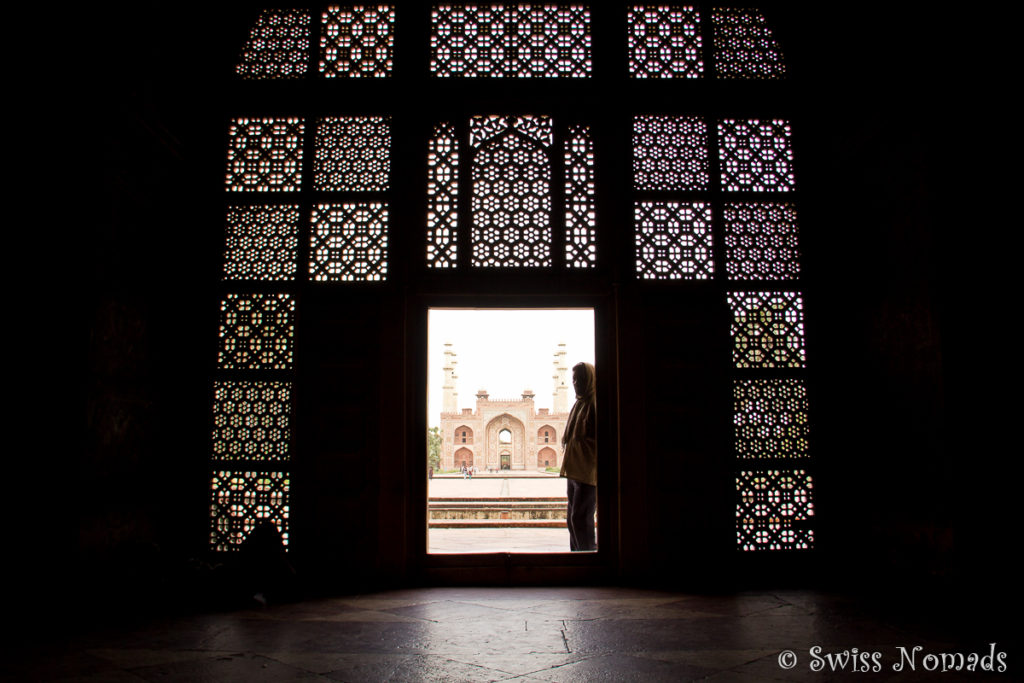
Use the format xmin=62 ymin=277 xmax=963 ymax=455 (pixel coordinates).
xmin=561 ymin=361 xmax=596 ymax=551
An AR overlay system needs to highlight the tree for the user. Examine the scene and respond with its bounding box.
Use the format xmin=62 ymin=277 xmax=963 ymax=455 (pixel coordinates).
xmin=427 ymin=426 xmax=442 ymax=471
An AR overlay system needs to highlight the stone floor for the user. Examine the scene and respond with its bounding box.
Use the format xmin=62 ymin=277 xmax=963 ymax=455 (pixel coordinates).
xmin=7 ymin=587 xmax=1010 ymax=682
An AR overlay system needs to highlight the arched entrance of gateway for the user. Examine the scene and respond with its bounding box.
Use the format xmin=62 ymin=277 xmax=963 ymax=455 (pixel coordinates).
xmin=499 ymin=429 xmax=512 ymax=470
xmin=485 ymin=415 xmax=525 ymax=471
xmin=538 ymin=446 xmax=556 ymax=469
xmin=454 ymin=447 xmax=473 ymax=469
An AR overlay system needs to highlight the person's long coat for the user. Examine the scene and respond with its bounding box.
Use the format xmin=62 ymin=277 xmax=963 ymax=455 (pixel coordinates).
xmin=560 ymin=363 xmax=596 ymax=486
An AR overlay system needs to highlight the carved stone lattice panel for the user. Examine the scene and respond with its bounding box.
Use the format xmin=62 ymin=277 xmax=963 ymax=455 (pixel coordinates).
xmin=723 ymin=203 xmax=801 ymax=280
xmin=223 ymin=205 xmax=300 ymax=281
xmin=430 ymin=5 xmax=592 ymax=78
xmin=235 ymin=10 xmax=310 ymax=79
xmin=634 ymin=202 xmax=713 ymax=279
xmin=225 ymin=118 xmax=304 ymax=192
xmin=212 ymin=381 xmax=292 ymax=461
xmin=319 ymin=5 xmax=395 ymax=78
xmin=711 ymin=8 xmax=786 ymax=80
xmin=565 ymin=125 xmax=596 ymax=268
xmin=470 ymin=115 xmax=553 ymax=149
xmin=314 ymin=116 xmax=390 ymax=191
xmin=217 ymin=293 xmax=295 ymax=370
xmin=627 ymin=5 xmax=703 ymax=79
xmin=310 ymin=203 xmax=389 ymax=281
xmin=727 ymin=291 xmax=806 ymax=369
xmin=633 ymin=115 xmax=708 ymax=191
xmin=737 ymin=469 xmax=813 ymax=551
xmin=427 ymin=123 xmax=460 ymax=268
xmin=471 ymin=133 xmax=552 ymax=267
xmin=718 ymin=119 xmax=795 ymax=192
xmin=734 ymin=379 xmax=809 ymax=459
xmin=210 ymin=471 xmax=290 ymax=551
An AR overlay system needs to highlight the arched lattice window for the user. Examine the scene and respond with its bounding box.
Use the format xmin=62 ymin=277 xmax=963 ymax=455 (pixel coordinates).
xmin=471 ymin=115 xmax=553 ymax=267
xmin=427 ymin=115 xmax=596 ymax=269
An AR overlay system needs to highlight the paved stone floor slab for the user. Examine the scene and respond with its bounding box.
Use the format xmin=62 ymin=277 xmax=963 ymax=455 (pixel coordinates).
xmin=9 ymin=587 xmax=1006 ymax=682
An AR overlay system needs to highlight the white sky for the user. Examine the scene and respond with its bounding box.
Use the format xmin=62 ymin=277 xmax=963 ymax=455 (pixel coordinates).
xmin=427 ymin=308 xmax=595 ymax=426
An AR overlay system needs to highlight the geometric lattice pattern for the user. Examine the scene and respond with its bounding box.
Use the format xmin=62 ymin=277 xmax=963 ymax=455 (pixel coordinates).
xmin=711 ymin=8 xmax=786 ymax=80
xmin=565 ymin=125 xmax=597 ymax=268
xmin=430 ymin=5 xmax=592 ymax=78
xmin=319 ymin=5 xmax=395 ymax=78
xmin=723 ymin=203 xmax=801 ymax=280
xmin=310 ymin=203 xmax=389 ymax=281
xmin=634 ymin=202 xmax=713 ymax=279
xmin=427 ymin=123 xmax=460 ymax=268
xmin=736 ymin=470 xmax=813 ymax=551
xmin=235 ymin=10 xmax=311 ymax=80
xmin=470 ymin=115 xmax=553 ymax=148
xmin=210 ymin=471 xmax=290 ymax=551
xmin=314 ymin=116 xmax=390 ymax=191
xmin=633 ymin=116 xmax=708 ymax=191
xmin=727 ymin=291 xmax=806 ymax=369
xmin=627 ymin=5 xmax=703 ymax=79
xmin=471 ymin=126 xmax=552 ymax=267
xmin=225 ymin=118 xmax=305 ymax=192
xmin=217 ymin=293 xmax=296 ymax=370
xmin=734 ymin=379 xmax=809 ymax=459
xmin=212 ymin=381 xmax=292 ymax=461
xmin=223 ymin=205 xmax=300 ymax=282
xmin=718 ymin=119 xmax=795 ymax=192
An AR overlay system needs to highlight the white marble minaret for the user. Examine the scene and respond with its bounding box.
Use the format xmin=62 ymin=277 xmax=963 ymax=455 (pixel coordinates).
xmin=442 ymin=343 xmax=458 ymax=413
xmin=553 ymin=342 xmax=569 ymax=413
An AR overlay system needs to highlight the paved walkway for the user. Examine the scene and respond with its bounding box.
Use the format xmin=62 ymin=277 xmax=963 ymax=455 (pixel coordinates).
xmin=428 ymin=477 xmax=567 ymax=499
xmin=428 ymin=527 xmax=572 ymax=553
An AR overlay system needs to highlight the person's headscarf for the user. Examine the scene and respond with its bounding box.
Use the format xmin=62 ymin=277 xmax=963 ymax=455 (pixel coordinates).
xmin=562 ymin=362 xmax=595 ymax=448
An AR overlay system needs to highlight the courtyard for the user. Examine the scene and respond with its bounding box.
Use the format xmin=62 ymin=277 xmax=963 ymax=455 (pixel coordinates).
xmin=428 ymin=474 xmax=574 ymax=554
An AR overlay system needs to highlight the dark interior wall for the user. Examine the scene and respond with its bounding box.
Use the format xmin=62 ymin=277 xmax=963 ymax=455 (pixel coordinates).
xmin=73 ymin=2 xmax=963 ymax=608
xmin=80 ymin=4 xmax=232 ymax=608
xmin=774 ymin=5 xmax=951 ymax=586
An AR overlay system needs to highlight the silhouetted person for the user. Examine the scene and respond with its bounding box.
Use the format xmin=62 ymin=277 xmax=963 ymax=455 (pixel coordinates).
xmin=238 ymin=521 xmax=294 ymax=606
xmin=561 ymin=362 xmax=596 ymax=551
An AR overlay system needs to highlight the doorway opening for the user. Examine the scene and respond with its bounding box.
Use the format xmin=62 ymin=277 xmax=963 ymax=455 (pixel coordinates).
xmin=427 ymin=308 xmax=595 ymax=554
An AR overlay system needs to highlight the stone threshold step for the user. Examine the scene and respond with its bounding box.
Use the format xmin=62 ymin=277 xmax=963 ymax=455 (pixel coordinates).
xmin=429 ymin=520 xmax=567 ymax=528
xmin=429 ymin=497 xmax=567 ymax=503
xmin=431 ymin=509 xmax=564 ymax=517
xmin=430 ymin=502 xmax=565 ymax=507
